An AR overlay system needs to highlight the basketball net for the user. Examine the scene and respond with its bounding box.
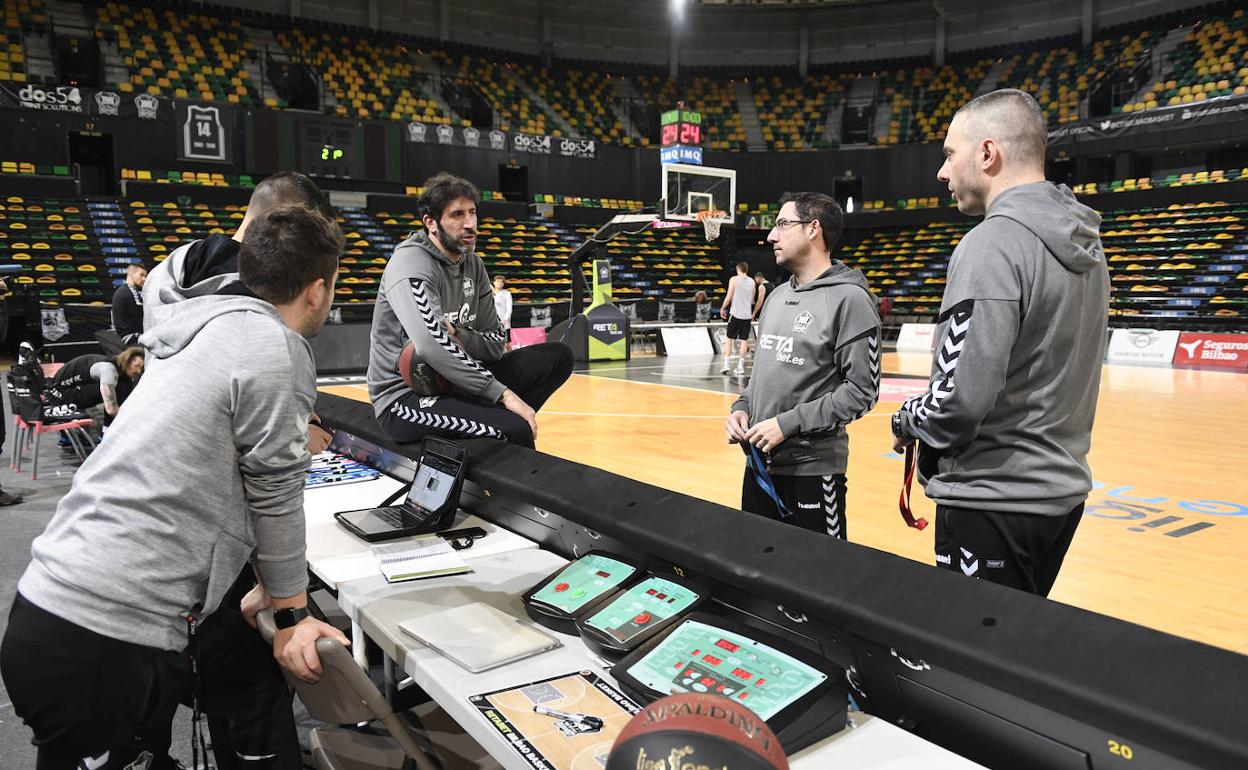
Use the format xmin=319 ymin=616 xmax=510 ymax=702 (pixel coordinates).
xmin=696 ymin=209 xmax=727 ymax=242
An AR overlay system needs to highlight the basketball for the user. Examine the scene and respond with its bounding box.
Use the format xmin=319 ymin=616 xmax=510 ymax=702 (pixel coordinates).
xmin=606 ymin=693 xmax=788 ymax=770
xmin=398 ymin=340 xmax=450 ymax=396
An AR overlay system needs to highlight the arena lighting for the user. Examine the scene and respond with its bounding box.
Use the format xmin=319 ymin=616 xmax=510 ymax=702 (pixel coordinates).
xmin=670 ymin=0 xmax=686 ymax=21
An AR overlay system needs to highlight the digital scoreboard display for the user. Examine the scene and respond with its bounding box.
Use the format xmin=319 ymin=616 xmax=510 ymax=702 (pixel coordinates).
xmin=660 ymin=107 xmax=702 ymax=148
xmin=301 ymin=119 xmax=360 ymax=178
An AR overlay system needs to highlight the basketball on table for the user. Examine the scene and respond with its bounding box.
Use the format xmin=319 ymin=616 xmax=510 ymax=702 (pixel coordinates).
xmin=607 ymin=692 xmax=788 ymax=770
xmin=398 ymin=340 xmax=451 ymax=395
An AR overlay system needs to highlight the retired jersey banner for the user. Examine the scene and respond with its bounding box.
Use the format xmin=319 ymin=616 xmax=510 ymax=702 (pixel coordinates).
xmin=1172 ymin=332 xmax=1248 ymax=370
xmin=177 ymin=102 xmax=233 ymax=163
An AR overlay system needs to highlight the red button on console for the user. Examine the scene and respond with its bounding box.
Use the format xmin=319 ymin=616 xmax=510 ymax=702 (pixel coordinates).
xmin=554 ymin=582 xmax=569 ymax=592
xmin=634 ymin=612 xmax=652 ymax=625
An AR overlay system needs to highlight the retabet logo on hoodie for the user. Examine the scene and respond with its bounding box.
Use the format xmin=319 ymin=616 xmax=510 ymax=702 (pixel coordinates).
xmin=759 ymin=334 xmax=806 ymax=366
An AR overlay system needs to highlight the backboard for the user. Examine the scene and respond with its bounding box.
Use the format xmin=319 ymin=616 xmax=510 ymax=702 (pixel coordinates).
xmin=662 ymin=163 xmax=736 ymax=224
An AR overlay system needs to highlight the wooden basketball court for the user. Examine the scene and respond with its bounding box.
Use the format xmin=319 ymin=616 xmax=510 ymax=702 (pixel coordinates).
xmin=322 ymin=352 xmax=1248 ymax=654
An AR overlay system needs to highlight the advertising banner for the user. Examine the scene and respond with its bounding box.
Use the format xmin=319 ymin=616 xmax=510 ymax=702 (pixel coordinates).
xmin=896 ymin=323 xmax=937 ymax=353
xmin=1105 ymin=328 xmax=1180 ymax=366
xmin=1172 ymin=332 xmax=1248 ymax=370
xmin=406 ymin=122 xmax=595 ymax=159
xmin=1047 ymin=95 xmax=1248 ymax=144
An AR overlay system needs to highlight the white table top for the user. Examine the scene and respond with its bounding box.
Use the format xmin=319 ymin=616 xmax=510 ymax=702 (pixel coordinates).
xmin=339 ymin=549 xmax=987 ymax=770
xmin=303 ymin=474 xmax=536 ymax=589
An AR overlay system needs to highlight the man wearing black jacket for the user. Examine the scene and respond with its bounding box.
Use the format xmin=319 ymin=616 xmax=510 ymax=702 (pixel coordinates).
xmin=111 ymin=263 xmax=146 ymax=345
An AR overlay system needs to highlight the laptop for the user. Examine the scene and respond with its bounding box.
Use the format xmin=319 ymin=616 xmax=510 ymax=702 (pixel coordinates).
xmin=399 ymin=603 xmax=562 ymax=673
xmin=334 ymin=437 xmax=466 ymax=543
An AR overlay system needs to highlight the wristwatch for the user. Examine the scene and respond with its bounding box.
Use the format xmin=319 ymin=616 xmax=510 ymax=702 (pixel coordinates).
xmin=891 ymin=411 xmax=904 ymax=439
xmin=274 ymin=606 xmax=311 ymax=629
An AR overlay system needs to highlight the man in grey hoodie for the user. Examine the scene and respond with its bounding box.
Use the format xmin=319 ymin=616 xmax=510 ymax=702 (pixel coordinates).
xmin=890 ymin=89 xmax=1110 ymax=596
xmin=1 ymin=206 xmax=349 ymax=770
xmin=145 ymin=171 xmax=338 ymax=453
xmin=726 ymin=192 xmax=881 ymax=539
xmin=368 ymin=172 xmax=573 ymax=449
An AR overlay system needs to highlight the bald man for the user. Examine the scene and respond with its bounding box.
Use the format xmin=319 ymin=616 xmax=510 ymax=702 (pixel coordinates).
xmin=890 ymin=89 xmax=1109 ymax=596
xmin=111 ymin=263 xmax=147 ymax=345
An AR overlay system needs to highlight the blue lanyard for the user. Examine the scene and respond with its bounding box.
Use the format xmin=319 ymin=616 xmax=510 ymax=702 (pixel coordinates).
xmin=744 ymin=443 xmax=791 ymax=519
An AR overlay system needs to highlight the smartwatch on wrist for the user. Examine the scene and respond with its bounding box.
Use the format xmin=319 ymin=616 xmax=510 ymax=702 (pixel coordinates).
xmin=274 ymin=606 xmax=311 ymax=629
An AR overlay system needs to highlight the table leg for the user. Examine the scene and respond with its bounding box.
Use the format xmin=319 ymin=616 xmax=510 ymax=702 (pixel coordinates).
xmin=352 ymin=619 xmax=367 ymax=669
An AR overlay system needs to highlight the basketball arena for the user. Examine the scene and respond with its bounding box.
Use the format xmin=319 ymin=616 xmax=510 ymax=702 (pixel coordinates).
xmin=0 ymin=0 xmax=1246 ymax=768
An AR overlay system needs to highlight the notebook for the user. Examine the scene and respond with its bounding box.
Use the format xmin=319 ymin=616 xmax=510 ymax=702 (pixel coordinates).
xmin=372 ymin=538 xmax=473 ymax=583
xmin=398 ymin=603 xmax=562 ymax=673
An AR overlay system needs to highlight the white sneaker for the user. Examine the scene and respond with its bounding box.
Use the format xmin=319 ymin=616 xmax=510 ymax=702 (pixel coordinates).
xmin=735 ymin=361 xmax=746 ymax=376
xmin=721 ymin=357 xmax=734 ymax=375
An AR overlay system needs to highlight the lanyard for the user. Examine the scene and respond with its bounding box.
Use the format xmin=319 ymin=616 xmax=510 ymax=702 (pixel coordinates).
xmin=743 ymin=443 xmax=791 ymax=519
xmin=899 ymin=444 xmax=929 ymax=530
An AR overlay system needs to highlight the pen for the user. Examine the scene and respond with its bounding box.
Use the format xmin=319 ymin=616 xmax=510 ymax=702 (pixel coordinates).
xmin=533 ymin=706 xmax=604 ymax=730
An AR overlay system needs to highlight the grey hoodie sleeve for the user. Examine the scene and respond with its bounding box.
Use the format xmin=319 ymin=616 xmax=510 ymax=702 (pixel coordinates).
xmin=774 ymin=289 xmax=881 ymax=437
xmin=455 ymin=260 xmax=507 ymax=363
xmin=383 ymin=260 xmax=507 ymax=403
xmin=232 ymin=329 xmax=316 ymax=599
xmin=895 ymin=230 xmax=1021 ymax=449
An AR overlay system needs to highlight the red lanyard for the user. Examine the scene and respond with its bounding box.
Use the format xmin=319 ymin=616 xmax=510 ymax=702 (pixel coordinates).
xmin=899 ymin=444 xmax=929 ymax=530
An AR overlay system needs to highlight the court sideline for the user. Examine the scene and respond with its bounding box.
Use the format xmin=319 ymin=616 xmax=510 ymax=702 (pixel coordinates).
xmin=323 ymin=352 xmax=1248 ymax=654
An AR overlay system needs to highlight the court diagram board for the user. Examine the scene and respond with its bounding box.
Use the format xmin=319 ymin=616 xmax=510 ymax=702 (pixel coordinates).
xmin=470 ymin=671 xmax=641 ymax=770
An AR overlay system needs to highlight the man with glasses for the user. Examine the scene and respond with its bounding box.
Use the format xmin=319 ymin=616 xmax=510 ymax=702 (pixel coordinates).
xmin=725 ymin=192 xmax=881 ymax=538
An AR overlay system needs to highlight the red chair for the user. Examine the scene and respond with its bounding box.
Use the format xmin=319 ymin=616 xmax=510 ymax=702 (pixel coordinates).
xmin=11 ymin=413 xmax=95 ymax=479
xmin=7 ymin=375 xmax=95 ymax=480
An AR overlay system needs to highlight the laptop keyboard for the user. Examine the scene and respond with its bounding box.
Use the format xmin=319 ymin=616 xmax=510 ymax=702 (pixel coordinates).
xmin=375 ymin=506 xmax=429 ymax=527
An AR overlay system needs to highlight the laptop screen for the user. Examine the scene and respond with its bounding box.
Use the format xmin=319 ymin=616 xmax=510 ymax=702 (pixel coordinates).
xmin=407 ymin=448 xmax=459 ymax=512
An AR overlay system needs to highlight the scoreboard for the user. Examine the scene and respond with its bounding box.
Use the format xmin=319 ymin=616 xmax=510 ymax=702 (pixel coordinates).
xmin=660 ymin=104 xmax=703 ymax=165
xmin=301 ymin=118 xmax=362 ymax=178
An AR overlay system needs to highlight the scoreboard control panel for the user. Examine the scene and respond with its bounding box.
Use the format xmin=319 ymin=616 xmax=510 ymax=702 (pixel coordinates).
xmin=613 ymin=613 xmax=847 ymax=752
xmin=577 ymin=575 xmax=707 ymax=658
xmin=523 ymin=552 xmax=639 ymax=634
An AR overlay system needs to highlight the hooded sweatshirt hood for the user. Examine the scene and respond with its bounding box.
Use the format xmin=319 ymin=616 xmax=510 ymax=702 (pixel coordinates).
xmin=790 ymin=261 xmax=872 ymax=292
xmin=986 ymin=181 xmax=1104 ymax=274
xmin=142 ymin=233 xmax=242 ymax=334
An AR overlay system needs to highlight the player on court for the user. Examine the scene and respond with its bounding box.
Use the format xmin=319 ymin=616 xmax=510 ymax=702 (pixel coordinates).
xmin=719 ymin=261 xmax=762 ymax=375
xmin=727 ymin=192 xmax=881 ymax=539
xmin=890 ymin=89 xmax=1109 ymax=596
xmin=368 ymin=172 xmax=573 ymax=449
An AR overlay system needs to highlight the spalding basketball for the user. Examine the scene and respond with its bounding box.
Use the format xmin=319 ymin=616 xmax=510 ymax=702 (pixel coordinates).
xmin=397 ymin=340 xmax=450 ymax=396
xmin=607 ymin=693 xmax=788 ymax=770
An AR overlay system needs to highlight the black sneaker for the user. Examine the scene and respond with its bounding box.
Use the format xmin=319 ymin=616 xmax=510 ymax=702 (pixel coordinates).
xmin=0 ymin=490 xmax=24 ymax=506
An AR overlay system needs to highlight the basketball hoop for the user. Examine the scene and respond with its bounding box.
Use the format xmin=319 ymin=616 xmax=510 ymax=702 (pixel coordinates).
xmin=697 ymin=209 xmax=727 ymax=242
